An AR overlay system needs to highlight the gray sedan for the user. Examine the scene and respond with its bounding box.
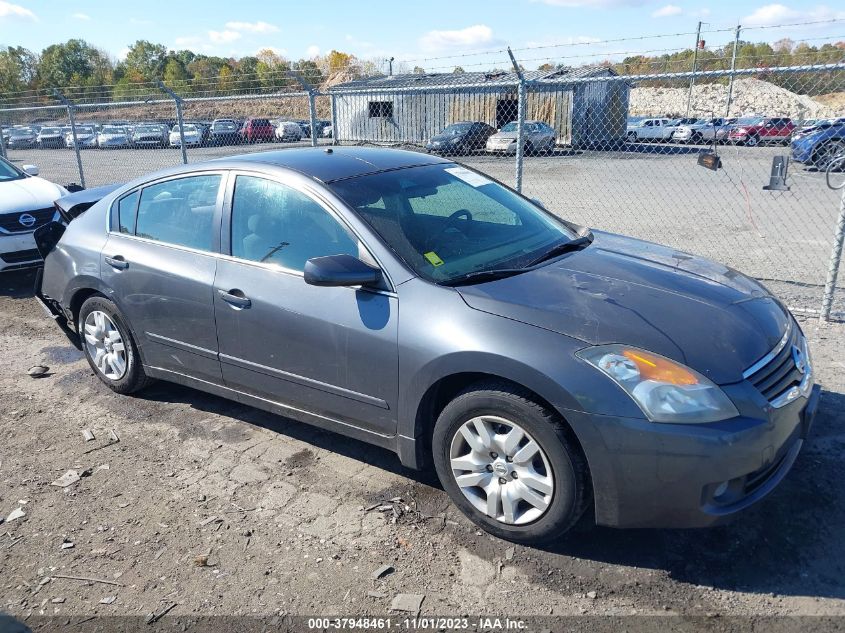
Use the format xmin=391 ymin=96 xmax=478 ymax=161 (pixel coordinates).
xmin=36 ymin=147 xmax=819 ymax=544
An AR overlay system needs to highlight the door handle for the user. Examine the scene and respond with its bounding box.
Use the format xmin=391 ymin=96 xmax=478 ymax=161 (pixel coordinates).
xmin=105 ymin=255 xmax=128 ymax=270
xmin=218 ymin=289 xmax=251 ymax=309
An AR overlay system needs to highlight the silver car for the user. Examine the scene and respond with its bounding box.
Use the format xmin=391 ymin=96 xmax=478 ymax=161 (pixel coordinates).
xmin=486 ymin=121 xmax=556 ymax=154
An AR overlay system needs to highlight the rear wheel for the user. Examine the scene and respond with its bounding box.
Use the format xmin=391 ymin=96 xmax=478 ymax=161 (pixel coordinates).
xmin=78 ymin=296 xmax=152 ymax=394
xmin=432 ymin=382 xmax=590 ymax=544
xmin=745 ymin=134 xmax=760 ymax=147
xmin=627 ymin=131 xmax=637 ymax=143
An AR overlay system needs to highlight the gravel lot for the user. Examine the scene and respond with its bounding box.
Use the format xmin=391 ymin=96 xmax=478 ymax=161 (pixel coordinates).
xmin=1 ymin=266 xmax=844 ymax=630
xmin=5 ymin=141 xmax=843 ymax=315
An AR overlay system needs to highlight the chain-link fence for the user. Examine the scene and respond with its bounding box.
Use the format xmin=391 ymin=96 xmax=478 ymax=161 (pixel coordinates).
xmin=1 ymin=52 xmax=843 ymax=319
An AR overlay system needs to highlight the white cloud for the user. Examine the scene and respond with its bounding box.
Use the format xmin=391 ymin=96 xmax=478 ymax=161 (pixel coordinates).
xmin=741 ymin=3 xmax=845 ymax=27
xmin=72 ymin=12 xmax=91 ymax=20
xmin=652 ymin=4 xmax=682 ymax=17
xmin=117 ymin=47 xmax=130 ymax=61
xmin=0 ymin=1 xmax=37 ymax=20
xmin=306 ymin=45 xmax=320 ymax=57
xmin=419 ymin=24 xmax=502 ymax=52
xmin=208 ymin=30 xmax=242 ymax=44
xmin=225 ymin=20 xmax=279 ymax=34
xmin=533 ymin=0 xmax=648 ymax=7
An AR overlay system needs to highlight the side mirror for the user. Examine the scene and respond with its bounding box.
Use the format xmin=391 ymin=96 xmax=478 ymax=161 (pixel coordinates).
xmin=304 ymin=254 xmax=382 ymax=288
xmin=22 ymin=164 xmax=40 ymax=176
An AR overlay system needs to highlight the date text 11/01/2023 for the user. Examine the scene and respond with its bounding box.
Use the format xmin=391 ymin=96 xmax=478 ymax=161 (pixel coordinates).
xmin=306 ymin=617 xmax=527 ymax=630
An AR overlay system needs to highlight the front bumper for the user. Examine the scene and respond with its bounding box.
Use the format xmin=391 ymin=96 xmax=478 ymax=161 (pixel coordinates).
xmin=566 ymin=383 xmax=820 ymax=528
xmin=0 ymin=231 xmax=40 ymax=271
xmin=791 ymin=142 xmax=814 ymax=163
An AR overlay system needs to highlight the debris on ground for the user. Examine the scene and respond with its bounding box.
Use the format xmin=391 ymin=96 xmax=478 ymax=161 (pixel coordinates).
xmin=82 ymin=429 xmax=95 ymax=442
xmin=389 ymin=593 xmax=425 ymax=615
xmin=51 ymin=470 xmax=81 ymax=488
xmin=60 ymin=540 xmax=74 ymax=550
xmin=505 ymin=547 xmax=515 ymax=561
xmin=50 ymin=598 xmax=65 ymax=604
xmin=145 ymin=603 xmax=177 ymax=624
xmin=367 ymin=591 xmax=388 ymax=599
xmin=27 ymin=365 xmax=49 ymax=378
xmin=100 ymin=596 xmax=116 ymax=604
xmin=372 ymin=565 xmax=394 ymax=580
xmin=587 ymin=591 xmax=598 ymax=599
xmin=5 ymin=507 xmax=26 ymax=522
xmin=194 ymin=554 xmax=211 ymax=567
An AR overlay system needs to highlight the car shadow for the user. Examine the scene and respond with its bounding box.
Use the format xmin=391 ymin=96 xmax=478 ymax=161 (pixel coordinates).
xmin=0 ymin=268 xmax=37 ymax=299
xmin=622 ymin=143 xmax=713 ymax=156
xmin=138 ymin=377 xmax=845 ymax=599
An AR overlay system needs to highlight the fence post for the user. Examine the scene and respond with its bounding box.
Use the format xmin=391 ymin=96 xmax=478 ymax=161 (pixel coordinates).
xmin=0 ymin=119 xmax=7 ymax=159
xmin=290 ymin=71 xmax=318 ymax=147
xmin=507 ymin=47 xmax=526 ymax=193
xmin=821 ymin=185 xmax=845 ymax=321
xmin=53 ymin=90 xmax=86 ymax=188
xmin=686 ymin=21 xmax=703 ymax=117
xmin=158 ymin=81 xmax=187 ymax=164
xmin=725 ymin=24 xmax=741 ymax=117
xmin=330 ymin=93 xmax=338 ymax=146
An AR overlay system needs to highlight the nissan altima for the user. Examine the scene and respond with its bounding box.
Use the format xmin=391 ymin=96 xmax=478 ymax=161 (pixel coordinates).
xmin=35 ymin=147 xmax=819 ymax=543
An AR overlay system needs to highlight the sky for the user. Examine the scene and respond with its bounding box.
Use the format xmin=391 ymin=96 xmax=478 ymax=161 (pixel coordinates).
xmin=0 ymin=0 xmax=843 ymax=72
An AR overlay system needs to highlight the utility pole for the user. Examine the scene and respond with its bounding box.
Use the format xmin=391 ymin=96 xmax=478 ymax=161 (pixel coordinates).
xmin=725 ymin=24 xmax=742 ymax=117
xmin=686 ymin=21 xmax=703 ymax=118
xmin=388 ymin=57 xmax=394 ymax=76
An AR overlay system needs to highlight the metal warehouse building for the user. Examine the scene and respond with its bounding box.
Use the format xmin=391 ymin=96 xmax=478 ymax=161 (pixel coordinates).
xmin=327 ymin=65 xmax=629 ymax=149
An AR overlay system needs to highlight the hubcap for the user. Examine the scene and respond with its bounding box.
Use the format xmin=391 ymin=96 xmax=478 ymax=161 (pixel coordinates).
xmin=83 ymin=311 xmax=127 ymax=380
xmin=449 ymin=416 xmax=554 ymax=525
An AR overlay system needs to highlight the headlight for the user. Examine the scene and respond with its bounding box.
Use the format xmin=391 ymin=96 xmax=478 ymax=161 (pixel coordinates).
xmin=577 ymin=345 xmax=739 ymax=423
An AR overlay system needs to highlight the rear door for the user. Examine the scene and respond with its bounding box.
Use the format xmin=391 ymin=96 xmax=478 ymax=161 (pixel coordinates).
xmin=213 ymin=172 xmax=399 ymax=436
xmin=100 ymin=171 xmax=226 ymax=383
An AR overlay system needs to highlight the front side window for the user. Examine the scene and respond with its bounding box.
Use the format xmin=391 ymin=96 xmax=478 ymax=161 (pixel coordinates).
xmin=230 ymin=175 xmax=358 ymax=271
xmin=330 ymin=164 xmax=575 ymax=284
xmin=134 ymin=174 xmax=221 ymax=251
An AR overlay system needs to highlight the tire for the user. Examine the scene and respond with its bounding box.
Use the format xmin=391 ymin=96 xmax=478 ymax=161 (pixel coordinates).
xmin=691 ymin=132 xmax=703 ymax=145
xmin=745 ymin=134 xmax=759 ymax=147
xmin=432 ymin=381 xmax=590 ymax=544
xmin=812 ymin=140 xmax=845 ymax=171
xmin=524 ymin=141 xmax=534 ymax=156
xmin=627 ymin=132 xmax=637 ymax=143
xmin=78 ymin=296 xmax=153 ymax=395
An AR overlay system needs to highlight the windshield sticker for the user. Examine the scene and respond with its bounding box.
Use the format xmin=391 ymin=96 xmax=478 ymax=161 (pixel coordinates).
xmin=445 ymin=167 xmax=491 ymax=188
xmin=424 ymin=251 xmax=444 ymax=267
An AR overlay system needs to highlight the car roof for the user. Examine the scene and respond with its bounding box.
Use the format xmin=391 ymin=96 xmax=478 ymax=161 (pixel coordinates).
xmin=214 ymin=147 xmax=451 ymax=183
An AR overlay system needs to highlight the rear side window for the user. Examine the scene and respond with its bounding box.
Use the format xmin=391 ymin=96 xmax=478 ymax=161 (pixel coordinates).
xmin=134 ymin=174 xmax=221 ymax=251
xmin=117 ymin=191 xmax=139 ymax=234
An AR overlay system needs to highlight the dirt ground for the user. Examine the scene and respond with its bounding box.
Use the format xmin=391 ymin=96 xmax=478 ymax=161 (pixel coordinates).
xmin=1 ymin=267 xmax=845 ymax=631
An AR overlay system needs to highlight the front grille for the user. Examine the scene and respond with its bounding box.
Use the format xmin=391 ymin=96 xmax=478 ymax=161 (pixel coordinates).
xmin=744 ymin=325 xmax=804 ymax=404
xmin=0 ymin=208 xmax=54 ymax=234
xmin=0 ymin=248 xmax=41 ymax=263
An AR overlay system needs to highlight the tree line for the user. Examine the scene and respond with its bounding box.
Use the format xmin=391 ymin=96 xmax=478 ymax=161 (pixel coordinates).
xmin=1 ymin=36 xmax=843 ymax=107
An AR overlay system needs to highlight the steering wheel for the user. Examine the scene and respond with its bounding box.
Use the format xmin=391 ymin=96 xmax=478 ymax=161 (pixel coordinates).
xmin=426 ymin=209 xmax=473 ymax=251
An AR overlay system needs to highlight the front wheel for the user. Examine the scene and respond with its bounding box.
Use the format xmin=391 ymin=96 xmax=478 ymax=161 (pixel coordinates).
xmin=432 ymin=382 xmax=590 ymax=544
xmin=745 ymin=134 xmax=759 ymax=147
xmin=78 ymin=296 xmax=152 ymax=394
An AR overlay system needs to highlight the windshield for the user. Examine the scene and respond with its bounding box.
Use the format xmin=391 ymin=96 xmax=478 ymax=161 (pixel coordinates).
xmin=40 ymin=127 xmax=62 ymax=134
xmin=736 ymin=117 xmax=762 ymax=126
xmin=213 ymin=121 xmax=235 ymax=129
xmin=0 ymin=157 xmax=24 ymax=181
xmin=101 ymin=126 xmax=125 ymax=134
xmin=75 ymin=126 xmax=94 ymax=134
xmin=330 ymin=164 xmax=576 ymax=284
xmin=499 ymin=122 xmax=518 ymax=133
xmin=135 ymin=126 xmax=158 ymax=133
xmin=10 ymin=128 xmax=34 ymax=136
xmin=443 ymin=123 xmax=473 ymax=135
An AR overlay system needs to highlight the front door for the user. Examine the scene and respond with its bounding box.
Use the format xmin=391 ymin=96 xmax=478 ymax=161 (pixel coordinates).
xmin=101 ymin=172 xmax=226 ymax=382
xmin=213 ymin=174 xmax=399 ymax=436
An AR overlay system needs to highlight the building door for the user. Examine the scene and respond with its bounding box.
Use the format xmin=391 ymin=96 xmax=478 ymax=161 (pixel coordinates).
xmin=496 ymin=98 xmax=519 ymax=128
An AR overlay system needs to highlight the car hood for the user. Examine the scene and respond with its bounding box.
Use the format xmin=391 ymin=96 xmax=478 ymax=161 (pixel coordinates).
xmin=430 ymin=133 xmax=465 ymax=143
xmin=490 ymin=132 xmax=518 ymax=141
xmin=457 ymin=231 xmax=789 ymax=384
xmin=0 ymin=177 xmax=68 ymax=214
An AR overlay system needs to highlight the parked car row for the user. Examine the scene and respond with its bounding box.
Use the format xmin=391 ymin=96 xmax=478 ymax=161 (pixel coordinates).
xmin=425 ymin=120 xmax=558 ymax=156
xmin=791 ymin=119 xmax=845 ymax=171
xmin=1 ymin=118 xmax=333 ymax=150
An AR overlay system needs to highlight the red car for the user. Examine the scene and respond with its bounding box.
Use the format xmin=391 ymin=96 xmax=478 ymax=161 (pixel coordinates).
xmin=727 ymin=117 xmax=795 ymax=146
xmin=240 ymin=118 xmax=275 ymax=144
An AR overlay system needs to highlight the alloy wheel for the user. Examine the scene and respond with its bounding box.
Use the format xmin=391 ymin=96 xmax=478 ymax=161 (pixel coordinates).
xmin=449 ymin=415 xmax=554 ymax=525
xmin=83 ymin=311 xmax=128 ymax=380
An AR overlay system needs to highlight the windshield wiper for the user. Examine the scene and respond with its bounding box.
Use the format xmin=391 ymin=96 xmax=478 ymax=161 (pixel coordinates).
xmin=442 ymin=268 xmax=526 ymax=287
xmin=525 ymin=235 xmax=592 ymax=267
